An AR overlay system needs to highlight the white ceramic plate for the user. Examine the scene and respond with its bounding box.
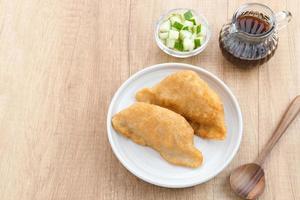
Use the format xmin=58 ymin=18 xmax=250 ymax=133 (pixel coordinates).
xmin=107 ymin=63 xmax=243 ymax=188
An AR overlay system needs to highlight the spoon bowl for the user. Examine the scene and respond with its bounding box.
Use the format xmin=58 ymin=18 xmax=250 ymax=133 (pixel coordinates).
xmin=229 ymin=95 xmax=300 ymax=199
xmin=230 ymin=163 xmax=265 ymax=199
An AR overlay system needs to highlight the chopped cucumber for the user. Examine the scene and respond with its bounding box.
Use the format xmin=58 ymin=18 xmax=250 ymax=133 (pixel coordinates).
xmin=194 ymin=36 xmax=204 ymax=48
xmin=184 ymin=10 xmax=193 ymax=20
xmin=189 ymin=26 xmax=194 ymax=32
xmin=168 ymin=30 xmax=179 ymax=39
xmin=173 ymin=13 xmax=184 ymax=23
xmin=191 ymin=33 xmax=197 ymax=39
xmin=193 ymin=24 xmax=201 ymax=34
xmin=159 ymin=32 xmax=169 ymax=40
xmin=179 ymin=30 xmax=192 ymax=40
xmin=188 ymin=18 xmax=196 ymax=25
xmin=183 ymin=38 xmax=195 ymax=51
xmin=183 ymin=20 xmax=194 ymax=28
xmin=182 ymin=26 xmax=189 ymax=30
xmin=173 ymin=21 xmax=184 ymax=30
xmin=159 ymin=20 xmax=171 ymax=32
xmin=174 ymin=41 xmax=183 ymax=51
xmin=170 ymin=15 xmax=181 ymax=25
xmin=170 ymin=13 xmax=182 ymax=18
xmin=199 ymin=25 xmax=206 ymax=36
xmin=179 ymin=13 xmax=185 ymax=21
xmin=194 ymin=38 xmax=201 ymax=48
xmin=166 ymin=39 xmax=176 ymax=48
xmin=158 ymin=10 xmax=206 ymax=52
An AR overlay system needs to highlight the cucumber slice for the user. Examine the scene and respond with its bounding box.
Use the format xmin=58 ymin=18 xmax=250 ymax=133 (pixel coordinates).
xmin=183 ymin=20 xmax=194 ymax=28
xmin=179 ymin=30 xmax=192 ymax=40
xmin=170 ymin=13 xmax=182 ymax=18
xmin=183 ymin=10 xmax=193 ymax=20
xmin=170 ymin=15 xmax=181 ymax=25
xmin=182 ymin=26 xmax=189 ymax=30
xmin=199 ymin=25 xmax=206 ymax=36
xmin=174 ymin=41 xmax=183 ymax=51
xmin=183 ymin=38 xmax=195 ymax=51
xmin=166 ymin=39 xmax=176 ymax=48
xmin=159 ymin=20 xmax=171 ymax=32
xmin=168 ymin=30 xmax=179 ymax=39
xmin=183 ymin=26 xmax=193 ymax=32
xmin=173 ymin=13 xmax=184 ymax=23
xmin=193 ymin=24 xmax=201 ymax=34
xmin=173 ymin=21 xmax=184 ymax=30
xmin=159 ymin=32 xmax=169 ymax=40
xmin=194 ymin=38 xmax=201 ymax=48
xmin=194 ymin=36 xmax=204 ymax=48
xmin=191 ymin=33 xmax=197 ymax=39
xmin=188 ymin=18 xmax=196 ymax=25
xmin=199 ymin=36 xmax=205 ymax=43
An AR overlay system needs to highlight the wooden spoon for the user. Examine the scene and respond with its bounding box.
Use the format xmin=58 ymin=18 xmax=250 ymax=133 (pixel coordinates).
xmin=230 ymin=95 xmax=300 ymax=199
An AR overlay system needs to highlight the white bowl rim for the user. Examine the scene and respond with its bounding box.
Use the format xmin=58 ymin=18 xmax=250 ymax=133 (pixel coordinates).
xmin=106 ymin=63 xmax=243 ymax=188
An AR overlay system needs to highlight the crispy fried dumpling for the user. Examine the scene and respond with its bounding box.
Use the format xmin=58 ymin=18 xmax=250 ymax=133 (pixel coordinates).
xmin=136 ymin=70 xmax=226 ymax=140
xmin=112 ymin=102 xmax=203 ymax=168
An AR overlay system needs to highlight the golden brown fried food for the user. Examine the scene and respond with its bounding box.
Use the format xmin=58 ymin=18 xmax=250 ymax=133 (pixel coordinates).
xmin=136 ymin=70 xmax=226 ymax=140
xmin=112 ymin=102 xmax=203 ymax=168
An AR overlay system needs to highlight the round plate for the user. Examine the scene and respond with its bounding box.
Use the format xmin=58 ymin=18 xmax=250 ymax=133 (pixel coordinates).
xmin=107 ymin=63 xmax=243 ymax=188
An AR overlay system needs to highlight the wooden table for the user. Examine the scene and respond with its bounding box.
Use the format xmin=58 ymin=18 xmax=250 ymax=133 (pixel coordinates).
xmin=0 ymin=0 xmax=299 ymax=199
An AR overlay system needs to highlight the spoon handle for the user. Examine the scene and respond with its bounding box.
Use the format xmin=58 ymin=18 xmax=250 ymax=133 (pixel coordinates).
xmin=255 ymin=95 xmax=300 ymax=165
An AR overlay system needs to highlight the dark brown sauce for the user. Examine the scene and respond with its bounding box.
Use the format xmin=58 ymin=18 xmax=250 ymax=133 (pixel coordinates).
xmin=219 ymin=13 xmax=277 ymax=66
xmin=237 ymin=15 xmax=270 ymax=35
xmin=219 ymin=36 xmax=277 ymax=67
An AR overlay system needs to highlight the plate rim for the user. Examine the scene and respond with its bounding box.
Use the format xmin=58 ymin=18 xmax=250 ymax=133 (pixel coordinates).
xmin=106 ymin=62 xmax=243 ymax=188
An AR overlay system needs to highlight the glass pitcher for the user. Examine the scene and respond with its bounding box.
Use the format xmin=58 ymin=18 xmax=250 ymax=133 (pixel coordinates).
xmin=219 ymin=3 xmax=292 ymax=65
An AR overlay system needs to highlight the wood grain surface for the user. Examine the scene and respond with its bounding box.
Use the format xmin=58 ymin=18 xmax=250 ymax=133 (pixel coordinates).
xmin=255 ymin=95 xmax=300 ymax=165
xmin=0 ymin=0 xmax=299 ymax=199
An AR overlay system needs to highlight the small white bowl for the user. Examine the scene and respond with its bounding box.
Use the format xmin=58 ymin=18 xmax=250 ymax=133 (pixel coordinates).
xmin=155 ymin=8 xmax=211 ymax=58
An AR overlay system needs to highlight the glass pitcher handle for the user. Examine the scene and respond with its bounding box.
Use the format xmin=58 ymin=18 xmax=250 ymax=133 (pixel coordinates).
xmin=275 ymin=11 xmax=292 ymax=30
